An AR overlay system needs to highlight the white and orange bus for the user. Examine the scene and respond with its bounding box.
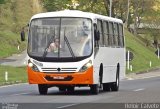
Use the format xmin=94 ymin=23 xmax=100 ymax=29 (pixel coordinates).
xmin=27 ymin=10 xmax=126 ymax=95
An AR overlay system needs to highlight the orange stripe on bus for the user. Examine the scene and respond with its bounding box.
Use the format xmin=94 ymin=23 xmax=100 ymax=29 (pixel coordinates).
xmin=27 ymin=66 xmax=93 ymax=85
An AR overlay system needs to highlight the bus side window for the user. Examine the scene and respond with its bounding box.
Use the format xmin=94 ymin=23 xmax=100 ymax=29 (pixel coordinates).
xmin=114 ymin=23 xmax=119 ymax=47
xmin=118 ymin=24 xmax=124 ymax=47
xmin=97 ymin=20 xmax=104 ymax=46
xmin=108 ymin=22 xmax=114 ymax=46
xmin=103 ymin=21 xmax=109 ymax=46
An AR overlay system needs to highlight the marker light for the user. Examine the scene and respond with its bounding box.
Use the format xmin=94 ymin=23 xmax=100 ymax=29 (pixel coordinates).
xmin=33 ymin=60 xmax=43 ymax=67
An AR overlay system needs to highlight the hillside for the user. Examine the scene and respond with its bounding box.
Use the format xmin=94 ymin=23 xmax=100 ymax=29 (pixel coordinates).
xmin=125 ymin=29 xmax=160 ymax=73
xmin=0 ymin=0 xmax=43 ymax=58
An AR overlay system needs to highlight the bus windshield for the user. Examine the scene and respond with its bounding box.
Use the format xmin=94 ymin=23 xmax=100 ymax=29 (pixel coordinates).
xmin=28 ymin=18 xmax=92 ymax=58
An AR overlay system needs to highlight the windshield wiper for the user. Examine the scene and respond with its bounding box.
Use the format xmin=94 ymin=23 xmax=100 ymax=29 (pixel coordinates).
xmin=43 ymin=27 xmax=55 ymax=58
xmin=64 ymin=28 xmax=75 ymax=57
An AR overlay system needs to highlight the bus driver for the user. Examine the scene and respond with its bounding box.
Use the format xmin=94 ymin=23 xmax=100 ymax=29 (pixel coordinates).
xmin=48 ymin=38 xmax=60 ymax=53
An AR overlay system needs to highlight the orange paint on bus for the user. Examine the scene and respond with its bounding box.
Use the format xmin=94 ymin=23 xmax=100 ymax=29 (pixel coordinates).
xmin=27 ymin=66 xmax=93 ymax=85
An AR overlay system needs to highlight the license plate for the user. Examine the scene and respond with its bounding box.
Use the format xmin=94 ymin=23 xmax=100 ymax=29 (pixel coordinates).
xmin=53 ymin=76 xmax=65 ymax=79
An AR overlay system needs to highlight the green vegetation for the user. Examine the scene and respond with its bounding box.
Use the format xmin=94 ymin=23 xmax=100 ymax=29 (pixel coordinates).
xmin=0 ymin=31 xmax=26 ymax=58
xmin=0 ymin=0 xmax=43 ymax=85
xmin=125 ymin=29 xmax=160 ymax=73
xmin=0 ymin=66 xmax=27 ymax=85
xmin=0 ymin=0 xmax=42 ymax=58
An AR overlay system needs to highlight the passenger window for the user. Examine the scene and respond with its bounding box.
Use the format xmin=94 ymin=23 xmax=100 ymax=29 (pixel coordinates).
xmin=108 ymin=22 xmax=114 ymax=46
xmin=103 ymin=21 xmax=109 ymax=46
xmin=118 ymin=24 xmax=124 ymax=47
xmin=114 ymin=23 xmax=119 ymax=47
xmin=97 ymin=20 xmax=104 ymax=46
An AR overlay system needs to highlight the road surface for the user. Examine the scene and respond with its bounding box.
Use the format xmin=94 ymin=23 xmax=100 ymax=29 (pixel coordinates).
xmin=0 ymin=76 xmax=160 ymax=109
xmin=0 ymin=50 xmax=28 ymax=67
xmin=1 ymin=51 xmax=160 ymax=109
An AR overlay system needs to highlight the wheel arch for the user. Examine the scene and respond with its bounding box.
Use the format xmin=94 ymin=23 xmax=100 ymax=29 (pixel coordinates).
xmin=99 ymin=63 xmax=103 ymax=84
xmin=116 ymin=63 xmax=120 ymax=80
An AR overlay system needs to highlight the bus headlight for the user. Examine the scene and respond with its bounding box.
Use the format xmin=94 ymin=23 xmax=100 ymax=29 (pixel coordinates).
xmin=79 ymin=60 xmax=92 ymax=72
xmin=28 ymin=63 xmax=33 ymax=67
xmin=28 ymin=60 xmax=40 ymax=72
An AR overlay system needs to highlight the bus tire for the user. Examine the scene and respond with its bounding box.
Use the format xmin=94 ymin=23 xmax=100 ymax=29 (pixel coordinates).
xmin=111 ymin=66 xmax=120 ymax=91
xmin=38 ymin=84 xmax=48 ymax=95
xmin=67 ymin=86 xmax=75 ymax=92
xmin=90 ymin=84 xmax=99 ymax=95
xmin=103 ymin=83 xmax=111 ymax=91
xmin=58 ymin=87 xmax=66 ymax=92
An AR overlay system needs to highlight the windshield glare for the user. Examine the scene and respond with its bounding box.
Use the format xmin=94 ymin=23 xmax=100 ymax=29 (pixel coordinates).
xmin=28 ymin=18 xmax=92 ymax=58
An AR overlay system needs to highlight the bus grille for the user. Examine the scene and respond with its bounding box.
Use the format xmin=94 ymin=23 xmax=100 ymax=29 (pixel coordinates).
xmin=41 ymin=67 xmax=77 ymax=73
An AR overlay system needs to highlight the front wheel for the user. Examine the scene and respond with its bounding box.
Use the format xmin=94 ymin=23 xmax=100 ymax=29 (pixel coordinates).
xmin=90 ymin=84 xmax=99 ymax=95
xmin=38 ymin=84 xmax=48 ymax=95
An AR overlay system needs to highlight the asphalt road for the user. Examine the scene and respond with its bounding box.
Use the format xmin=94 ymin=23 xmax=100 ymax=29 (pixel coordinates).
xmin=0 ymin=50 xmax=28 ymax=67
xmin=0 ymin=76 xmax=160 ymax=109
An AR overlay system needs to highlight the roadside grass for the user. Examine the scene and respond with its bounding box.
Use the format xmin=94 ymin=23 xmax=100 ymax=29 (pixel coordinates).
xmin=0 ymin=31 xmax=27 ymax=58
xmin=125 ymin=29 xmax=160 ymax=73
xmin=0 ymin=66 xmax=27 ymax=85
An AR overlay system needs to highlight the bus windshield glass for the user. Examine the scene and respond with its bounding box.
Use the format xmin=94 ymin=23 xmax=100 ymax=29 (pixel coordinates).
xmin=28 ymin=18 xmax=92 ymax=58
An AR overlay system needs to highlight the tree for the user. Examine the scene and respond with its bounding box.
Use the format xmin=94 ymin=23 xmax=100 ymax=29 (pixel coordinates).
xmin=143 ymin=0 xmax=160 ymax=48
xmin=42 ymin=0 xmax=73 ymax=11
xmin=42 ymin=0 xmax=107 ymax=15
xmin=0 ymin=0 xmax=5 ymax=4
xmin=125 ymin=0 xmax=130 ymax=27
xmin=0 ymin=0 xmax=5 ymax=19
xmin=128 ymin=0 xmax=158 ymax=35
xmin=76 ymin=0 xmax=107 ymax=15
xmin=41 ymin=0 xmax=160 ymax=38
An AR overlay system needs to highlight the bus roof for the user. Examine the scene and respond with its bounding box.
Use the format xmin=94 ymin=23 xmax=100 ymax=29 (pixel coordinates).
xmin=31 ymin=10 xmax=123 ymax=24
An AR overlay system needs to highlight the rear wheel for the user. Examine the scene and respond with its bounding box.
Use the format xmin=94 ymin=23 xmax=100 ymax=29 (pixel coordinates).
xmin=111 ymin=67 xmax=120 ymax=91
xmin=38 ymin=84 xmax=48 ymax=95
xmin=111 ymin=75 xmax=119 ymax=91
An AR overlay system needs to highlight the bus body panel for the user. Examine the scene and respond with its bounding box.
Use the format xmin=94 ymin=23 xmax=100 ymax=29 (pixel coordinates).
xmin=93 ymin=47 xmax=125 ymax=84
xmin=30 ymin=10 xmax=123 ymax=24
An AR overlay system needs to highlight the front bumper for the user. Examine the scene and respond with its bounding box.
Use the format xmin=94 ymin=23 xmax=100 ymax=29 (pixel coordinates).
xmin=27 ymin=66 xmax=93 ymax=85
